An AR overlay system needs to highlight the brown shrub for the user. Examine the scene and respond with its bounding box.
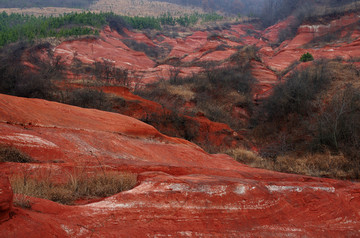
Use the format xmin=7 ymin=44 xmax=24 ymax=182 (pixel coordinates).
xmin=0 ymin=145 xmax=34 ymax=163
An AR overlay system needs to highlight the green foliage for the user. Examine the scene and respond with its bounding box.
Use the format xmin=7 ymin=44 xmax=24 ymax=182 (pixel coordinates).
xmin=157 ymin=12 xmax=223 ymax=27
xmin=300 ymin=52 xmax=314 ymax=62
xmin=122 ymin=12 xmax=224 ymax=29
xmin=200 ymin=13 xmax=224 ymax=22
xmin=0 ymin=11 xmax=225 ymax=47
xmin=159 ymin=13 xmax=176 ymax=26
xmin=121 ymin=15 xmax=161 ymax=30
xmin=0 ymin=11 xmax=106 ymax=47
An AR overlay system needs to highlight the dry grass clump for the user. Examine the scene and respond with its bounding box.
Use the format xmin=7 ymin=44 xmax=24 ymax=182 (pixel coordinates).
xmin=0 ymin=145 xmax=34 ymax=163
xmin=167 ymin=84 xmax=195 ymax=101
xmin=227 ymin=147 xmax=355 ymax=179
xmin=272 ymin=152 xmax=354 ymax=179
xmin=0 ymin=7 xmax=88 ymax=17
xmin=10 ymin=169 xmax=137 ymax=207
xmin=13 ymin=194 xmax=32 ymax=209
xmin=89 ymin=0 xmax=204 ymax=17
xmin=226 ymin=148 xmax=262 ymax=164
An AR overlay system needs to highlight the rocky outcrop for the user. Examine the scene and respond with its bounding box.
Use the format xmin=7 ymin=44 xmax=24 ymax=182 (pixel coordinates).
xmin=0 ymin=94 xmax=359 ymax=237
xmin=0 ymin=177 xmax=12 ymax=223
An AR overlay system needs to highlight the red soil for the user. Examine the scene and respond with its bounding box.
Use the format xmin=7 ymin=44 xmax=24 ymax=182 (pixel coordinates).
xmin=262 ymin=16 xmax=295 ymax=43
xmin=49 ymin=12 xmax=360 ymax=155
xmin=168 ymin=31 xmax=209 ymax=58
xmin=0 ymin=94 xmax=360 ymax=237
xmin=54 ymin=24 xmax=263 ymax=84
xmin=262 ymin=13 xmax=360 ymax=71
xmin=251 ymin=60 xmax=279 ymax=100
xmin=55 ymin=27 xmax=156 ymax=72
xmin=52 ymin=12 xmax=360 ymax=97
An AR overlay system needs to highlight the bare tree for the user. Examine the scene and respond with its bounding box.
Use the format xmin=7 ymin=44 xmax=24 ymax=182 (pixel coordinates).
xmin=317 ymin=84 xmax=360 ymax=151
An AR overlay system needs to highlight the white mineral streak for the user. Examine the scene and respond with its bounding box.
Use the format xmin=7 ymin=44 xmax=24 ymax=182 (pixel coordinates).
xmin=0 ymin=133 xmax=57 ymax=148
xmin=86 ymin=196 xmax=279 ymax=211
xmin=266 ymin=185 xmax=335 ymax=193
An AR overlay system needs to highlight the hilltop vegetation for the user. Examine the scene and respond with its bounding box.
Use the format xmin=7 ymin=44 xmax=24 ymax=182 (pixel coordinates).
xmin=0 ymin=0 xmax=97 ymax=8
xmin=0 ymin=12 xmax=102 ymax=46
xmin=0 ymin=11 xmax=224 ymax=47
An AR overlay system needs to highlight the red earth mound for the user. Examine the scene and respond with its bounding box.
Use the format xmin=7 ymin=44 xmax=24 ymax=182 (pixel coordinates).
xmin=54 ymin=24 xmax=264 ymax=84
xmin=262 ymin=13 xmax=360 ymax=72
xmin=0 ymin=94 xmax=360 ymax=237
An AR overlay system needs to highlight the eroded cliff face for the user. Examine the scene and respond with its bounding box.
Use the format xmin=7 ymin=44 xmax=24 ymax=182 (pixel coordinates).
xmin=261 ymin=13 xmax=360 ymax=72
xmin=53 ymin=12 xmax=360 ymax=102
xmin=0 ymin=94 xmax=360 ymax=237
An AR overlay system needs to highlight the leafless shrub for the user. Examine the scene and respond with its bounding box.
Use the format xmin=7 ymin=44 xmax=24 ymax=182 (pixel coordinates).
xmin=92 ymin=61 xmax=130 ymax=87
xmin=66 ymin=88 xmax=112 ymax=111
xmin=315 ymin=84 xmax=360 ymax=153
xmin=168 ymin=66 xmax=181 ymax=84
xmin=0 ymin=145 xmax=34 ymax=163
xmin=122 ymin=39 xmax=161 ymax=58
xmin=259 ymin=60 xmax=333 ymax=123
xmin=0 ymin=42 xmax=61 ymax=100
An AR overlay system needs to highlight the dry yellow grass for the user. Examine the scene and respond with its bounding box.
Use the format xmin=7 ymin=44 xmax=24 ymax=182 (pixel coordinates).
xmin=167 ymin=84 xmax=195 ymax=101
xmin=0 ymin=7 xmax=90 ymax=17
xmin=0 ymin=0 xmax=203 ymax=17
xmin=89 ymin=0 xmax=204 ymax=17
xmin=272 ymin=152 xmax=352 ymax=179
xmin=226 ymin=148 xmax=261 ymax=164
xmin=227 ymin=91 xmax=248 ymax=105
xmin=227 ymin=148 xmax=354 ymax=179
xmin=328 ymin=62 xmax=360 ymax=89
xmin=10 ymin=169 xmax=137 ymax=207
xmin=312 ymin=61 xmax=360 ymax=108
